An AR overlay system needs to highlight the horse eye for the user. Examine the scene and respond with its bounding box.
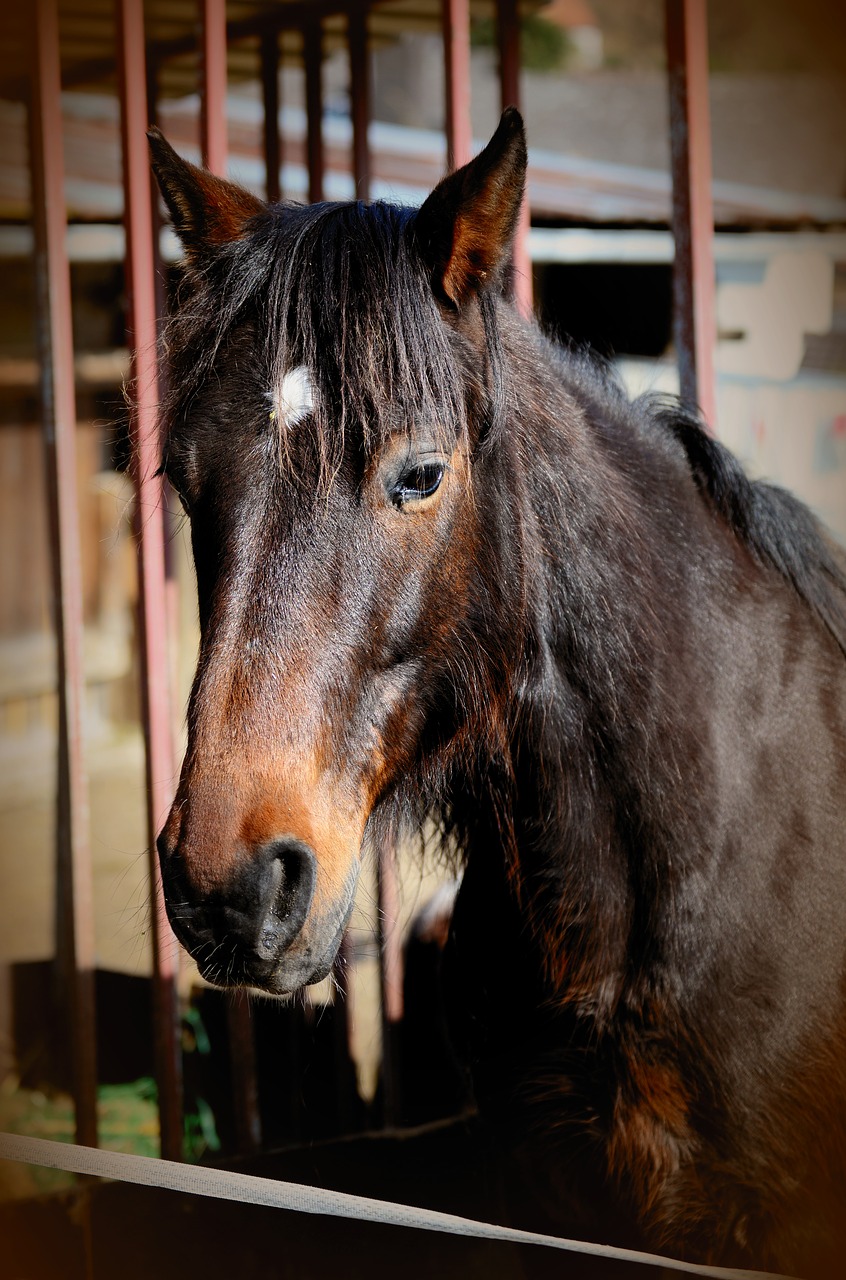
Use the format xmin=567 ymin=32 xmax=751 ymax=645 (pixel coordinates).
xmin=391 ymin=461 xmax=446 ymax=508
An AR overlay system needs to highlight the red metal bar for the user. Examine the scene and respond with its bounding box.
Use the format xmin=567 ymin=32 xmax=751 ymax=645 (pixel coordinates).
xmin=29 ymin=0 xmax=98 ymax=1151
xmin=348 ymin=5 xmax=371 ymax=200
xmin=442 ymin=0 xmax=472 ymax=171
xmin=304 ymin=15 xmax=325 ymax=202
xmin=201 ymin=0 xmax=228 ymax=175
xmin=665 ymin=0 xmax=717 ymax=430
xmin=376 ymin=832 xmax=404 ymax=1126
xmin=496 ymin=0 xmax=532 ymax=317
xmin=116 ymin=0 xmax=183 ymax=1161
xmin=226 ymin=995 xmax=262 ymax=1153
xmin=260 ymin=28 xmax=282 ymax=202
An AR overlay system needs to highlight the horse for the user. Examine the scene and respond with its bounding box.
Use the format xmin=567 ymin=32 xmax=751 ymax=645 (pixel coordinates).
xmin=148 ymin=110 xmax=846 ymax=1276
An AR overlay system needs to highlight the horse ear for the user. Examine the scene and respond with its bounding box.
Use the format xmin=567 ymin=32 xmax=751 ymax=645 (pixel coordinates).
xmin=147 ymin=126 xmax=264 ymax=258
xmin=414 ymin=107 xmax=527 ymax=308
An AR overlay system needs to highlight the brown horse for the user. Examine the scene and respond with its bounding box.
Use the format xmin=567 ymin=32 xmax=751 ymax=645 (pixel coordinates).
xmin=149 ymin=111 xmax=846 ymax=1275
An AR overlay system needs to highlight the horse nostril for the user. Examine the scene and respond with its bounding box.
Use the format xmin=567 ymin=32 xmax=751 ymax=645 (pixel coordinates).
xmin=264 ymin=837 xmax=318 ymax=949
xmin=211 ymin=836 xmax=318 ymax=967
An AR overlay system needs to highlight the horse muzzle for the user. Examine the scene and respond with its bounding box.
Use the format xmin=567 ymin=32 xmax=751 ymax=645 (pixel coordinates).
xmin=156 ymin=832 xmax=354 ymax=993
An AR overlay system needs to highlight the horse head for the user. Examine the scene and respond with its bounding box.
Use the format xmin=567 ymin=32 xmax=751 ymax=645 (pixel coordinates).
xmin=150 ymin=112 xmax=527 ymax=993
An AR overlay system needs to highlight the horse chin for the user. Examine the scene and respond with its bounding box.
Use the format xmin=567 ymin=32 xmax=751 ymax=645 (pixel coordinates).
xmin=266 ymin=893 xmax=356 ymax=995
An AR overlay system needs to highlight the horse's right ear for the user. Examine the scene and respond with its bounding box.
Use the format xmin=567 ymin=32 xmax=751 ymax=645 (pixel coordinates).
xmin=147 ymin=126 xmax=264 ymax=260
xmin=414 ymin=107 xmax=527 ymax=308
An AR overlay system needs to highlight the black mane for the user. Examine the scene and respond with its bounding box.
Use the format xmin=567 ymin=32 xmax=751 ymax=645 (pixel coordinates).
xmin=653 ymin=402 xmax=846 ymax=655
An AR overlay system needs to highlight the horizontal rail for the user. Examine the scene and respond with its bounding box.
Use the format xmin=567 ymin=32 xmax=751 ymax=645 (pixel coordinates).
xmin=0 ymin=1133 xmax=796 ymax=1280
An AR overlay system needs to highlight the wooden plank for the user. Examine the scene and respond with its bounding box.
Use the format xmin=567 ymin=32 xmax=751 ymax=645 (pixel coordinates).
xmin=29 ymin=0 xmax=98 ymax=1151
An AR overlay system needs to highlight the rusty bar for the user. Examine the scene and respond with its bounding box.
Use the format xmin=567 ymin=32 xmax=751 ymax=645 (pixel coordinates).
xmin=442 ymin=0 xmax=472 ymax=171
xmin=348 ymin=4 xmax=370 ymax=200
xmin=29 ymin=0 xmax=98 ymax=1150
xmin=376 ymin=832 xmax=404 ymax=1126
xmin=666 ymin=0 xmax=717 ymax=430
xmin=201 ymin=0 xmax=265 ymax=1154
xmin=496 ymin=0 xmax=532 ymax=317
xmin=260 ymin=28 xmax=281 ymax=202
xmin=201 ymin=0 xmax=228 ymax=175
xmin=226 ymin=995 xmax=262 ymax=1154
xmin=331 ymin=931 xmax=356 ymax=1131
xmin=116 ymin=0 xmax=183 ymax=1161
xmin=304 ymin=15 xmax=325 ymax=203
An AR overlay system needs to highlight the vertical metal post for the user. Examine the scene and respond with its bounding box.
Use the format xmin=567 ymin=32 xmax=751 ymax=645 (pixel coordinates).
xmin=260 ymin=28 xmax=281 ymax=203
xmin=116 ymin=0 xmax=183 ymax=1161
xmin=496 ymin=0 xmax=532 ymax=317
xmin=442 ymin=0 xmax=472 ymax=171
xmin=348 ymin=5 xmax=371 ymax=200
xmin=200 ymin=0 xmax=265 ymax=1154
xmin=201 ymin=0 xmax=228 ymax=175
xmin=304 ymin=15 xmax=325 ymax=203
xmin=666 ymin=0 xmax=717 ymax=429
xmin=29 ymin=0 xmax=98 ymax=1151
xmin=377 ymin=833 xmax=404 ymax=1127
xmin=226 ymin=995 xmax=262 ymax=1154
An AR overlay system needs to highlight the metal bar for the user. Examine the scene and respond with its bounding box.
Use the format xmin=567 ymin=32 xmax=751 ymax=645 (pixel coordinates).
xmin=331 ymin=931 xmax=356 ymax=1132
xmin=200 ymin=0 xmax=228 ymax=175
xmin=29 ymin=0 xmax=98 ymax=1151
xmin=200 ymin=0 xmax=266 ymax=1158
xmin=260 ymin=29 xmax=281 ymax=202
xmin=665 ymin=0 xmax=717 ymax=429
xmin=348 ymin=4 xmax=371 ymax=200
xmin=442 ymin=0 xmax=472 ymax=171
xmin=63 ymin=0 xmax=372 ymax=90
xmin=304 ymin=15 xmax=325 ymax=203
xmin=115 ymin=0 xmax=183 ymax=1161
xmin=495 ymin=0 xmax=532 ymax=317
xmin=376 ymin=833 xmax=404 ymax=1126
xmin=226 ymin=995 xmax=262 ymax=1154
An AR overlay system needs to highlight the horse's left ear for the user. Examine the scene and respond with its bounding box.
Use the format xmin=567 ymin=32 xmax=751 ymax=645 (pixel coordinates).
xmin=147 ymin=126 xmax=265 ymax=260
xmin=414 ymin=107 xmax=527 ymax=308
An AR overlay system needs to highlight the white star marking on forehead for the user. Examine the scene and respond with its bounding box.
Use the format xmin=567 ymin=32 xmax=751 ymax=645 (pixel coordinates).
xmin=268 ymin=365 xmax=315 ymax=429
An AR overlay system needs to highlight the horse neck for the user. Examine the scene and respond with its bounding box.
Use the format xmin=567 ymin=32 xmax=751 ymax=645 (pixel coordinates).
xmin=467 ymin=334 xmax=722 ymax=1009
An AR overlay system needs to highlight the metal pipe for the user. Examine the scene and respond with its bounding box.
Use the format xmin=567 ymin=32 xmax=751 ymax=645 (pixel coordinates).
xmin=376 ymin=832 xmax=404 ymax=1126
xmin=442 ymin=0 xmax=472 ymax=172
xmin=348 ymin=5 xmax=371 ymax=201
xmin=304 ymin=15 xmax=325 ymax=203
xmin=666 ymin=0 xmax=717 ymax=430
xmin=29 ymin=0 xmax=98 ymax=1151
xmin=201 ymin=0 xmax=228 ymax=175
xmin=260 ymin=29 xmax=282 ymax=203
xmin=495 ymin=0 xmax=532 ymax=317
xmin=115 ymin=0 xmax=183 ymax=1161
